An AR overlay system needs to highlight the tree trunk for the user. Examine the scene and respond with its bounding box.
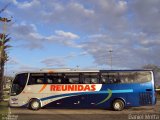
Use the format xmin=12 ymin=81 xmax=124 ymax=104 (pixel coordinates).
xmin=0 ymin=61 xmax=4 ymax=100
xmin=0 ymin=71 xmax=2 ymax=100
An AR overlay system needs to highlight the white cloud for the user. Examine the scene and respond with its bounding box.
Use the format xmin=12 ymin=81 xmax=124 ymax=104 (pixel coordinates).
xmin=12 ymin=0 xmax=40 ymax=9
xmin=55 ymin=30 xmax=79 ymax=40
xmin=81 ymin=32 xmax=160 ymax=68
xmin=41 ymin=57 xmax=66 ymax=67
xmin=117 ymin=1 xmax=127 ymax=12
xmin=40 ymin=53 xmax=81 ymax=67
xmin=5 ymin=58 xmax=41 ymax=76
xmin=129 ymin=0 xmax=160 ymax=35
xmin=67 ymin=2 xmax=94 ymax=15
xmin=10 ymin=23 xmax=80 ymax=49
xmin=2 ymin=0 xmax=160 ymax=69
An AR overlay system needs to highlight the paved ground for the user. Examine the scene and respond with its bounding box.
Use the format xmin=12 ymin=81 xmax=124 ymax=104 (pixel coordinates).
xmin=2 ymin=101 xmax=160 ymax=120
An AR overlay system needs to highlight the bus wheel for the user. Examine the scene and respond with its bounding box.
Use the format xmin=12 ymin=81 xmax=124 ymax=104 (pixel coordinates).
xmin=112 ymin=99 xmax=124 ymax=111
xmin=29 ymin=99 xmax=41 ymax=110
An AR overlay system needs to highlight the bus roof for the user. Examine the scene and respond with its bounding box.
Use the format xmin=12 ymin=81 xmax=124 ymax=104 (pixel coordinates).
xmin=100 ymin=69 xmax=153 ymax=72
xmin=15 ymin=69 xmax=153 ymax=75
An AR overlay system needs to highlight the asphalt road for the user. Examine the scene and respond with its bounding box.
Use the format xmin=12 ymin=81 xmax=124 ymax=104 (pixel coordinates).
xmin=3 ymin=101 xmax=160 ymax=120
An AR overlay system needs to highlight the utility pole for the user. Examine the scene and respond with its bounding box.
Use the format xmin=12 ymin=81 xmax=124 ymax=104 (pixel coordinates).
xmin=109 ymin=50 xmax=113 ymax=70
xmin=76 ymin=65 xmax=79 ymax=70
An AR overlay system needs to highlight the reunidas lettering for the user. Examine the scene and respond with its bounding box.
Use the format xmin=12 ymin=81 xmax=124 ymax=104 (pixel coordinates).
xmin=50 ymin=85 xmax=96 ymax=91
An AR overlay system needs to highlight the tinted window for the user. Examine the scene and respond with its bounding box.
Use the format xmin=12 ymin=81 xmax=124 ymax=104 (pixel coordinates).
xmin=28 ymin=73 xmax=45 ymax=85
xmin=13 ymin=73 xmax=28 ymax=86
xmin=11 ymin=73 xmax=28 ymax=96
xmin=119 ymin=71 xmax=151 ymax=83
xmin=101 ymin=71 xmax=151 ymax=84
xmin=64 ymin=73 xmax=80 ymax=84
xmin=119 ymin=72 xmax=135 ymax=83
xmin=101 ymin=72 xmax=120 ymax=84
xmin=83 ymin=73 xmax=99 ymax=84
xmin=46 ymin=73 xmax=64 ymax=84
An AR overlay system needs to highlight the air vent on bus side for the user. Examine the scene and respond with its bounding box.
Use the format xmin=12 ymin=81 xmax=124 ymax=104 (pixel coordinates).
xmin=139 ymin=92 xmax=152 ymax=105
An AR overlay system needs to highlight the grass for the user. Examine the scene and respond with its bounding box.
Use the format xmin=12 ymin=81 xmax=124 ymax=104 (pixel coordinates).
xmin=0 ymin=101 xmax=8 ymax=115
xmin=3 ymin=95 xmax=9 ymax=100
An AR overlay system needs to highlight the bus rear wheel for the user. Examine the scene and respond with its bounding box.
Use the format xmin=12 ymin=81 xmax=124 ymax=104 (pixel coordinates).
xmin=112 ymin=99 xmax=124 ymax=111
xmin=29 ymin=99 xmax=41 ymax=110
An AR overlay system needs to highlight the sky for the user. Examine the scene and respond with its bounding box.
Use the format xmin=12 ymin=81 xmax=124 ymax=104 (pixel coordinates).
xmin=0 ymin=0 xmax=160 ymax=76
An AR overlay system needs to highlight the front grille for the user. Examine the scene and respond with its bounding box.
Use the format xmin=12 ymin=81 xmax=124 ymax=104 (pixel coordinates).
xmin=139 ymin=92 xmax=152 ymax=105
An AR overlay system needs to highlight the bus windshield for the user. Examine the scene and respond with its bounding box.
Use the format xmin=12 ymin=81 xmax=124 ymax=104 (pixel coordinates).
xmin=11 ymin=73 xmax=28 ymax=96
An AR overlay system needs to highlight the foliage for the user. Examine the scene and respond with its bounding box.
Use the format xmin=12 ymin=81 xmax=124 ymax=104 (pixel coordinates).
xmin=142 ymin=64 xmax=160 ymax=72
xmin=0 ymin=101 xmax=8 ymax=114
xmin=0 ymin=34 xmax=11 ymax=100
xmin=0 ymin=34 xmax=11 ymax=62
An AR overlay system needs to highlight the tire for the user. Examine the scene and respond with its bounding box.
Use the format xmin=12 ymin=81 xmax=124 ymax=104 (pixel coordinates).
xmin=112 ymin=99 xmax=124 ymax=111
xmin=29 ymin=99 xmax=41 ymax=110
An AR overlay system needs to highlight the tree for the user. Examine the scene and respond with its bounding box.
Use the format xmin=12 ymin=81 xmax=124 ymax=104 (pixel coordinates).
xmin=0 ymin=33 xmax=11 ymax=100
xmin=142 ymin=64 xmax=160 ymax=72
xmin=0 ymin=3 xmax=11 ymax=101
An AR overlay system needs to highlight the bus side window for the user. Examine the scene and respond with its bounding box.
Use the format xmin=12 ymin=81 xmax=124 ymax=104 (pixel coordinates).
xmin=46 ymin=73 xmax=63 ymax=84
xmin=119 ymin=72 xmax=134 ymax=83
xmin=58 ymin=78 xmax=62 ymax=84
xmin=108 ymin=77 xmax=113 ymax=83
xmin=64 ymin=77 xmax=70 ymax=84
xmin=108 ymin=74 xmax=114 ymax=84
xmin=91 ymin=78 xmax=98 ymax=84
xmin=46 ymin=73 xmax=54 ymax=84
xmin=28 ymin=73 xmax=45 ymax=85
xmin=100 ymin=73 xmax=108 ymax=84
xmin=47 ymin=78 xmax=53 ymax=84
xmin=69 ymin=78 xmax=79 ymax=84
xmin=83 ymin=73 xmax=99 ymax=84
xmin=101 ymin=77 xmax=107 ymax=84
xmin=84 ymin=77 xmax=90 ymax=84
xmin=64 ymin=73 xmax=80 ymax=84
xmin=108 ymin=75 xmax=118 ymax=83
xmin=101 ymin=73 xmax=120 ymax=84
xmin=119 ymin=71 xmax=151 ymax=84
xmin=54 ymin=78 xmax=62 ymax=84
xmin=50 ymin=74 xmax=64 ymax=84
xmin=28 ymin=77 xmax=36 ymax=85
xmin=36 ymin=78 xmax=44 ymax=84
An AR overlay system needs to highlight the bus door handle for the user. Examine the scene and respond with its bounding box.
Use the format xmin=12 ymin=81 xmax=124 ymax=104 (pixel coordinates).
xmin=146 ymin=89 xmax=152 ymax=92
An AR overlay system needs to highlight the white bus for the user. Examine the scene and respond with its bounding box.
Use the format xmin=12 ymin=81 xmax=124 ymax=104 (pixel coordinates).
xmin=9 ymin=69 xmax=156 ymax=111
